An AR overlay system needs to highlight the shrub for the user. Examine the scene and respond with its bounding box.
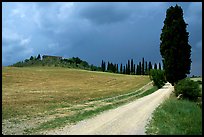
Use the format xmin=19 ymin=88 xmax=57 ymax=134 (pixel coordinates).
xmin=197 ymin=80 xmax=202 ymax=84
xmin=174 ymin=78 xmax=200 ymax=101
xmin=149 ymin=69 xmax=166 ymax=88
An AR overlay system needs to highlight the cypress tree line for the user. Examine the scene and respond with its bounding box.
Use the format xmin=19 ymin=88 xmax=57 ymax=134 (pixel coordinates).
xmin=100 ymin=58 xmax=160 ymax=76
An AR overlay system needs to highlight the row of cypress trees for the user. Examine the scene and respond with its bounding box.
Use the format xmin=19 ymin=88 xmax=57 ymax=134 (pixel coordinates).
xmin=101 ymin=58 xmax=162 ymax=75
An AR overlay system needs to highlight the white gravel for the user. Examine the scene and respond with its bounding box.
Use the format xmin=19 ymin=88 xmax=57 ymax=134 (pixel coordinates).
xmin=44 ymin=82 xmax=174 ymax=135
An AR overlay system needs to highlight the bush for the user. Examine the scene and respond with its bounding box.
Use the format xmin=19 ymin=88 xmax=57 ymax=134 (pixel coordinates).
xmin=174 ymin=78 xmax=200 ymax=101
xmin=197 ymin=80 xmax=202 ymax=84
xmin=149 ymin=69 xmax=166 ymax=88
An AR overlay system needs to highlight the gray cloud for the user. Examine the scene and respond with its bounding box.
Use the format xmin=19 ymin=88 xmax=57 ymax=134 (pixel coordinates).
xmin=2 ymin=2 xmax=202 ymax=76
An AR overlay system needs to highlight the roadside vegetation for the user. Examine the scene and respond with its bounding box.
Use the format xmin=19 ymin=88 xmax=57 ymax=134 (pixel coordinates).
xmin=149 ymin=69 xmax=166 ymax=88
xmin=146 ymin=5 xmax=202 ymax=135
xmin=145 ymin=77 xmax=202 ymax=135
xmin=2 ymin=66 xmax=158 ymax=135
xmin=145 ymin=97 xmax=202 ymax=135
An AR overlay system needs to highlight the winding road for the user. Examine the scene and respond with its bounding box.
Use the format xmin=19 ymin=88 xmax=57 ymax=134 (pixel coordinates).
xmin=45 ymin=82 xmax=174 ymax=135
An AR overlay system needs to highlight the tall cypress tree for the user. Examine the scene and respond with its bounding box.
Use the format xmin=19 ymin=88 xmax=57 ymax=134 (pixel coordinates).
xmin=148 ymin=61 xmax=152 ymax=72
xmin=160 ymin=5 xmax=191 ymax=85
xmin=126 ymin=64 xmax=128 ymax=74
xmin=139 ymin=62 xmax=141 ymax=75
xmin=131 ymin=59 xmax=134 ymax=74
xmin=127 ymin=60 xmax=130 ymax=74
xmin=101 ymin=60 xmax=105 ymax=72
xmin=123 ymin=66 xmax=126 ymax=74
xmin=133 ymin=64 xmax=136 ymax=75
xmin=120 ymin=64 xmax=123 ymax=74
xmin=154 ymin=63 xmax=157 ymax=70
xmin=159 ymin=62 xmax=161 ymax=70
xmin=116 ymin=64 xmax=118 ymax=73
xmin=107 ymin=62 xmax=110 ymax=72
xmin=145 ymin=61 xmax=148 ymax=75
xmin=141 ymin=58 xmax=145 ymax=75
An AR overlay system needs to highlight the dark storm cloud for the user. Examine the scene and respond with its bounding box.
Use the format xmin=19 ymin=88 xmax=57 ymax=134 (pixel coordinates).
xmin=75 ymin=2 xmax=132 ymax=25
xmin=2 ymin=2 xmax=202 ymax=76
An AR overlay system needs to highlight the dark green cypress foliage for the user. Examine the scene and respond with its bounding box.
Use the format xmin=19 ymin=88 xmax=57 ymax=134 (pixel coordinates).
xmin=136 ymin=65 xmax=138 ymax=75
xmin=141 ymin=58 xmax=144 ymax=75
xmin=107 ymin=62 xmax=110 ymax=72
xmin=154 ymin=63 xmax=157 ymax=70
xmin=145 ymin=61 xmax=148 ymax=75
xmin=120 ymin=64 xmax=123 ymax=74
xmin=127 ymin=60 xmax=130 ymax=74
xmin=148 ymin=61 xmax=152 ymax=72
xmin=160 ymin=5 xmax=191 ymax=85
xmin=139 ymin=62 xmax=141 ymax=75
xmin=131 ymin=59 xmax=134 ymax=74
xmin=159 ymin=62 xmax=161 ymax=70
xmin=123 ymin=66 xmax=126 ymax=74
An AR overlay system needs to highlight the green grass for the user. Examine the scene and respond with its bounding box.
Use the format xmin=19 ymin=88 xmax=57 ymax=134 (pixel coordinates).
xmin=145 ymin=97 xmax=202 ymax=135
xmin=2 ymin=66 xmax=153 ymax=134
xmin=137 ymin=86 xmax=158 ymax=98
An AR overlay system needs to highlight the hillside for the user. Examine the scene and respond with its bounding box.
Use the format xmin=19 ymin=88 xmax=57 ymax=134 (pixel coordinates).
xmin=2 ymin=66 xmax=152 ymax=134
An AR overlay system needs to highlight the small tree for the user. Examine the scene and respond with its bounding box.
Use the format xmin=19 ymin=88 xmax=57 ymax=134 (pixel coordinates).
xmin=37 ymin=54 xmax=41 ymax=60
xmin=149 ymin=69 xmax=166 ymax=88
xmin=30 ymin=56 xmax=34 ymax=60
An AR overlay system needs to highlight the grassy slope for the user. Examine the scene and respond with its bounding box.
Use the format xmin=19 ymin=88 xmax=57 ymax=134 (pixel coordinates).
xmin=2 ymin=66 xmax=152 ymax=134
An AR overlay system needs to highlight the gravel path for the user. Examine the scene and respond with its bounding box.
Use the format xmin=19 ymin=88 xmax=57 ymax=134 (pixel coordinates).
xmin=45 ymin=82 xmax=174 ymax=135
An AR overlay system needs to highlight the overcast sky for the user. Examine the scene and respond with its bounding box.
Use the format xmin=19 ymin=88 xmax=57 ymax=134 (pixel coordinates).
xmin=2 ymin=2 xmax=202 ymax=76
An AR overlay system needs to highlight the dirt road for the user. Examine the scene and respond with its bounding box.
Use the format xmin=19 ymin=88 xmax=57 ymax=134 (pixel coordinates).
xmin=45 ymin=82 xmax=174 ymax=135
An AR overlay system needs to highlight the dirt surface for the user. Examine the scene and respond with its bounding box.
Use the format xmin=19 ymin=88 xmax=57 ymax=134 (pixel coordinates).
xmin=44 ymin=82 xmax=174 ymax=135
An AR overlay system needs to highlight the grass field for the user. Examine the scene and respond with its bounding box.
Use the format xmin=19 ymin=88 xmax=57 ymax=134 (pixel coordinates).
xmin=2 ymin=67 xmax=152 ymax=134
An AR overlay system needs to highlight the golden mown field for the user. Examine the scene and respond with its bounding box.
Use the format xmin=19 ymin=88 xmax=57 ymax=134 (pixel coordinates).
xmin=2 ymin=67 xmax=151 ymax=134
